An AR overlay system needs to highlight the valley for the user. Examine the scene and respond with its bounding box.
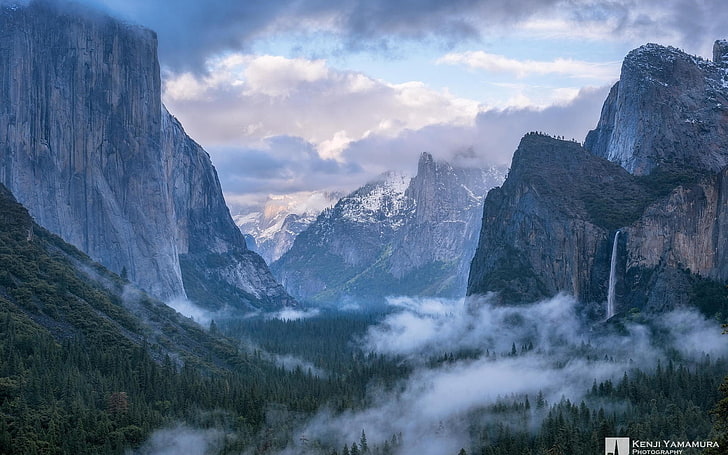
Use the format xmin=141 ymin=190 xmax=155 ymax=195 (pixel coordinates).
xmin=0 ymin=2 xmax=727 ymax=455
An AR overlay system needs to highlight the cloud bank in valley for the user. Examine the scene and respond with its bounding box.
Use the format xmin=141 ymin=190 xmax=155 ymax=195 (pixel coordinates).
xmin=274 ymin=294 xmax=728 ymax=455
xmin=132 ymin=425 xmax=222 ymax=455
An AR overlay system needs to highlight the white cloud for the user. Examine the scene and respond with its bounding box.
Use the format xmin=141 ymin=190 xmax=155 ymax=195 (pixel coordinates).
xmin=243 ymin=55 xmax=330 ymax=97
xmin=269 ymin=307 xmax=321 ymax=321
xmin=162 ymin=53 xmax=481 ymax=159
xmin=438 ymin=51 xmax=620 ymax=81
xmin=275 ymin=295 xmax=728 ymax=455
xmin=136 ymin=425 xmax=222 ymax=455
xmin=196 ymin=84 xmax=609 ymax=213
xmin=163 ymin=56 xmax=611 ymax=214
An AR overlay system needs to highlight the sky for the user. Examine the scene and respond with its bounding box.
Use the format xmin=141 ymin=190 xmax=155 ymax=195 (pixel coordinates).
xmin=27 ymin=0 xmax=728 ymax=212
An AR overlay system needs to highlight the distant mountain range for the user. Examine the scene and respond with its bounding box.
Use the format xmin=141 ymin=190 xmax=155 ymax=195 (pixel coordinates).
xmin=233 ymin=192 xmax=342 ymax=265
xmin=272 ymin=152 xmax=506 ymax=305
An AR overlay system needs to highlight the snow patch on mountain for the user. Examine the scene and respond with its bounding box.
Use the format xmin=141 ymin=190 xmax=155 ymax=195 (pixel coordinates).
xmin=234 ymin=191 xmax=341 ymax=264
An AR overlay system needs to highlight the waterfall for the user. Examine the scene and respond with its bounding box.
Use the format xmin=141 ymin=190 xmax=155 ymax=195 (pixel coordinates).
xmin=606 ymin=230 xmax=620 ymax=319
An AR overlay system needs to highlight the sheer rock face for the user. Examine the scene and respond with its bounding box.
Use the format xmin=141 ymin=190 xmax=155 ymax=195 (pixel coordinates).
xmin=272 ymin=153 xmax=505 ymax=305
xmin=467 ymin=134 xmax=728 ymax=312
xmin=467 ymin=135 xmax=615 ymax=305
xmin=0 ymin=2 xmax=292 ymax=310
xmin=469 ymin=41 xmax=728 ymax=313
xmin=585 ymin=42 xmax=728 ymax=176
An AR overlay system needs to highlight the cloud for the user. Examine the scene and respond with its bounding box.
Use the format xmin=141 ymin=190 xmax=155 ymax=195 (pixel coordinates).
xmin=20 ymin=0 xmax=727 ymax=73
xmin=268 ymin=307 xmax=322 ymax=321
xmin=162 ymin=54 xmax=490 ymax=205
xmin=275 ymin=294 xmax=728 ymax=455
xmin=47 ymin=0 xmax=562 ymax=72
xmin=243 ymin=55 xmax=331 ymax=98
xmin=438 ymin=51 xmax=620 ymax=80
xmin=270 ymin=353 xmax=329 ymax=379
xmin=165 ymin=297 xmax=230 ymax=327
xmin=176 ymin=83 xmax=608 ymax=211
xmin=132 ymin=425 xmax=222 ymax=455
xmin=523 ymin=1 xmax=728 ymax=57
xmin=342 ymin=84 xmax=611 ymax=171
xmin=162 ymin=54 xmax=480 ymax=156
xmin=210 ymin=136 xmax=364 ymax=210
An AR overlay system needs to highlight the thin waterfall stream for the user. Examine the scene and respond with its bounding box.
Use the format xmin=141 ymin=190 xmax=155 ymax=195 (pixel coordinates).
xmin=607 ymin=230 xmax=620 ymax=319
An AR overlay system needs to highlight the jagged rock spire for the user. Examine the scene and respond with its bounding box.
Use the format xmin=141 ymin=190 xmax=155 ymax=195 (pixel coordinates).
xmin=714 ymin=39 xmax=728 ymax=65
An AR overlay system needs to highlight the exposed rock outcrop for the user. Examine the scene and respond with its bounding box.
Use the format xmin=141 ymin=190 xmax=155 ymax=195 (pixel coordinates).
xmin=468 ymin=134 xmax=620 ymax=305
xmin=469 ymin=41 xmax=728 ymax=316
xmin=273 ymin=153 xmax=505 ymax=305
xmin=585 ymin=43 xmax=728 ymax=175
xmin=0 ymin=1 xmax=292 ymax=310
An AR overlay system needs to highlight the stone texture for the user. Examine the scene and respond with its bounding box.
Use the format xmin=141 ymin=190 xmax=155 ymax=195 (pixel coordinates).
xmin=467 ymin=134 xmax=617 ymax=305
xmin=161 ymin=109 xmax=294 ymax=310
xmin=469 ymin=41 xmax=728 ymax=314
xmin=585 ymin=42 xmax=728 ymax=175
xmin=0 ymin=2 xmax=292 ymax=310
xmin=272 ymin=153 xmax=505 ymax=305
xmin=715 ymin=40 xmax=728 ymax=66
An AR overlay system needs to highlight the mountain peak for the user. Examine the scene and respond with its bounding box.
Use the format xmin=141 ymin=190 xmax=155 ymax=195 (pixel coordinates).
xmin=417 ymin=152 xmax=437 ymax=176
xmin=418 ymin=151 xmax=434 ymax=164
xmin=585 ymin=39 xmax=728 ymax=175
xmin=715 ymin=39 xmax=728 ymax=66
xmin=273 ymin=154 xmax=505 ymax=305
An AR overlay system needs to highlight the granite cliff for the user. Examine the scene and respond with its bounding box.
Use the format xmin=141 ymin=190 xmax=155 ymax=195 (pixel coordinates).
xmin=0 ymin=1 xmax=292 ymax=310
xmin=468 ymin=41 xmax=728 ymax=316
xmin=585 ymin=41 xmax=728 ymax=175
xmin=273 ymin=153 xmax=504 ymax=305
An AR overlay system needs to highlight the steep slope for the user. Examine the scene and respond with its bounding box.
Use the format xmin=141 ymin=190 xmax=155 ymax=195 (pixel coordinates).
xmin=467 ymin=133 xmax=689 ymax=306
xmin=0 ymin=182 xmax=240 ymax=367
xmin=234 ymin=192 xmax=340 ymax=264
xmin=0 ymin=182 xmax=326 ymax=453
xmin=272 ymin=153 xmax=504 ymax=305
xmin=161 ymin=110 xmax=295 ymax=310
xmin=585 ymin=41 xmax=728 ymax=175
xmin=0 ymin=1 xmax=292 ymax=310
xmin=469 ymin=40 xmax=728 ymax=315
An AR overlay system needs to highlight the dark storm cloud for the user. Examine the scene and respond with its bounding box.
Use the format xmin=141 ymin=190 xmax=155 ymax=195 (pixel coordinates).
xmin=12 ymin=0 xmax=727 ymax=71
xmin=564 ymin=0 xmax=728 ymax=53
xmin=17 ymin=0 xmax=558 ymax=71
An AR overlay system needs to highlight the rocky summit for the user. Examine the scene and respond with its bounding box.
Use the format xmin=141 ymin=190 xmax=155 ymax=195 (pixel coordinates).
xmin=585 ymin=42 xmax=728 ymax=176
xmin=0 ymin=1 xmax=293 ymax=311
xmin=468 ymin=40 xmax=728 ymax=317
xmin=273 ymin=152 xmax=505 ymax=306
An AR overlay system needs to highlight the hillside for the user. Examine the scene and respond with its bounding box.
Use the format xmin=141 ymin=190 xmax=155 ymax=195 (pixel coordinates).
xmin=0 ymin=183 xmax=320 ymax=453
